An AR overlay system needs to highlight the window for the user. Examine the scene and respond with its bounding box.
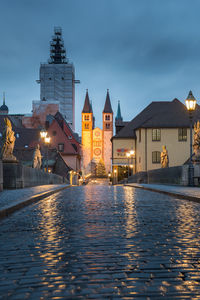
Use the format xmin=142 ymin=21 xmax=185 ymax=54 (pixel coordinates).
xmin=105 ymin=115 xmax=110 ymax=121
xmin=84 ymin=115 xmax=89 ymax=121
xmin=139 ymin=129 xmax=141 ymax=142
xmin=58 ymin=143 xmax=64 ymax=152
xmin=68 ymin=135 xmax=72 ymax=140
xmin=16 ymin=133 xmax=19 ymax=138
xmin=94 ymin=141 xmax=101 ymax=147
xmin=52 ymin=131 xmax=57 ymax=136
xmin=106 ymin=123 xmax=110 ymax=129
xmin=152 ymin=129 xmax=161 ymax=141
xmin=152 ymin=151 xmax=161 ymax=163
xmin=85 ymin=124 xmax=89 ymax=129
xmin=178 ymin=128 xmax=187 ymax=141
xmin=139 ymin=157 xmax=141 ymax=163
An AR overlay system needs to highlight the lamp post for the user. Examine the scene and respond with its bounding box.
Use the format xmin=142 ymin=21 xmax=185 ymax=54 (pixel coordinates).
xmin=185 ymin=90 xmax=197 ymax=186
xmin=129 ymin=150 xmax=135 ymax=176
xmin=126 ymin=152 xmax=130 ymax=182
xmin=44 ymin=135 xmax=51 ymax=172
xmin=114 ymin=169 xmax=117 ymax=184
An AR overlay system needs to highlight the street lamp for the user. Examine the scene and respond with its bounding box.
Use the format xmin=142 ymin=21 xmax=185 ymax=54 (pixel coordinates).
xmin=40 ymin=129 xmax=47 ymax=139
xmin=185 ymin=90 xmax=197 ymax=186
xmin=44 ymin=135 xmax=51 ymax=172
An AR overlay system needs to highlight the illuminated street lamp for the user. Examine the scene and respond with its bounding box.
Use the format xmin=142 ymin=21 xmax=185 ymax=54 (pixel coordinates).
xmin=185 ymin=90 xmax=197 ymax=186
xmin=40 ymin=129 xmax=47 ymax=139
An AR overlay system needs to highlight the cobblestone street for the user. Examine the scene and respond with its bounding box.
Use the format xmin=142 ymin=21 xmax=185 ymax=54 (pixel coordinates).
xmin=1 ymin=185 xmax=200 ymax=299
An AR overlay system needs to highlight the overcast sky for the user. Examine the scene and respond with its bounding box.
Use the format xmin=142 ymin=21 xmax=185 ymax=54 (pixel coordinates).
xmin=1 ymin=0 xmax=200 ymax=133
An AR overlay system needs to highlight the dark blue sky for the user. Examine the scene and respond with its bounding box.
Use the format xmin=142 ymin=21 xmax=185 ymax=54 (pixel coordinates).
xmin=1 ymin=0 xmax=200 ymax=133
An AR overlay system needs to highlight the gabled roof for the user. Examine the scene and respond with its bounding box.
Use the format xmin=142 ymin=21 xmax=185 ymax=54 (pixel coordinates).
xmin=54 ymin=111 xmax=80 ymax=144
xmin=113 ymin=98 xmax=200 ymax=139
xmin=103 ymin=90 xmax=113 ymax=113
xmin=82 ymin=90 xmax=92 ymax=113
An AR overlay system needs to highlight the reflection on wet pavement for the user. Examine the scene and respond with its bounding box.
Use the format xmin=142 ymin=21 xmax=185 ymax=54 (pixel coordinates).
xmin=1 ymin=185 xmax=200 ymax=298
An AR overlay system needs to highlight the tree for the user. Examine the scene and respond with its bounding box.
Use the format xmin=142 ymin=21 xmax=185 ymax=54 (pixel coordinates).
xmin=96 ymin=159 xmax=107 ymax=177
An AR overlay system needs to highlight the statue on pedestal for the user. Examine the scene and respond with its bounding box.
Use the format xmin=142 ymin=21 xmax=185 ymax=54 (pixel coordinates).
xmin=193 ymin=121 xmax=200 ymax=164
xmin=161 ymin=145 xmax=169 ymax=168
xmin=0 ymin=118 xmax=17 ymax=162
xmin=32 ymin=144 xmax=42 ymax=169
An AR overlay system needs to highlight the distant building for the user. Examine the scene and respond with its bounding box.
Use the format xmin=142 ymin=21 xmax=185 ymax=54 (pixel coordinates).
xmin=112 ymin=97 xmax=200 ymax=177
xmin=46 ymin=112 xmax=81 ymax=172
xmin=37 ymin=27 xmax=78 ymax=130
xmin=22 ymin=99 xmax=59 ymax=129
xmin=115 ymin=100 xmax=129 ymax=134
xmin=82 ymin=90 xmax=113 ymax=175
xmin=0 ymin=93 xmax=8 ymax=115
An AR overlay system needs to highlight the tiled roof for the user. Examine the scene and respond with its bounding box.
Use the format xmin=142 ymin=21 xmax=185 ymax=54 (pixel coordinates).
xmin=114 ymin=99 xmax=200 ymax=139
xmin=54 ymin=111 xmax=80 ymax=144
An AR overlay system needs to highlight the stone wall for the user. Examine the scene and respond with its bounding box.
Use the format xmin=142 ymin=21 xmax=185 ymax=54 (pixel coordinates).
xmin=128 ymin=165 xmax=193 ymax=186
xmin=3 ymin=162 xmax=67 ymax=189
xmin=0 ymin=160 xmax=3 ymax=191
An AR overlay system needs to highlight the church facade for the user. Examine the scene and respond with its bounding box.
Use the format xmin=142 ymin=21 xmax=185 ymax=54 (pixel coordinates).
xmin=82 ymin=90 xmax=113 ymax=175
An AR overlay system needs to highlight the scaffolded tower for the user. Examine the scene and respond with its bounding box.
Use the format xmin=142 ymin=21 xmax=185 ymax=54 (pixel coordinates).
xmin=39 ymin=27 xmax=78 ymax=130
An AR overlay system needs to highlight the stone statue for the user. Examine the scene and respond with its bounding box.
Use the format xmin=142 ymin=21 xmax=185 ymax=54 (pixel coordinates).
xmin=161 ymin=145 xmax=169 ymax=168
xmin=32 ymin=144 xmax=42 ymax=169
xmin=193 ymin=121 xmax=200 ymax=163
xmin=0 ymin=118 xmax=17 ymax=162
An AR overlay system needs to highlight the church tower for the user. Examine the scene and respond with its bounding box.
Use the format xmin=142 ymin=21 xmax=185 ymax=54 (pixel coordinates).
xmin=102 ymin=90 xmax=113 ymax=173
xmin=82 ymin=90 xmax=93 ymax=174
xmin=39 ymin=27 xmax=77 ymax=130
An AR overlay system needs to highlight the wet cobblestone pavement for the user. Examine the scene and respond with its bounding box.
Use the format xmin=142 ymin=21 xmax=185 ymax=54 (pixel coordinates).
xmin=1 ymin=185 xmax=200 ymax=299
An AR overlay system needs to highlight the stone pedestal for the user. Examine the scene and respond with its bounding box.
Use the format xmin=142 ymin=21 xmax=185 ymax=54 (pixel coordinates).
xmin=3 ymin=162 xmax=24 ymax=189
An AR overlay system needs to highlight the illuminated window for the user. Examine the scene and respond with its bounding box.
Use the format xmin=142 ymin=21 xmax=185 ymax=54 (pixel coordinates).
xmin=178 ymin=128 xmax=187 ymax=141
xmin=152 ymin=151 xmax=161 ymax=163
xmin=58 ymin=143 xmax=64 ymax=152
xmin=84 ymin=115 xmax=89 ymax=121
xmin=152 ymin=129 xmax=161 ymax=141
xmin=85 ymin=123 xmax=89 ymax=129
xmin=105 ymin=115 xmax=110 ymax=121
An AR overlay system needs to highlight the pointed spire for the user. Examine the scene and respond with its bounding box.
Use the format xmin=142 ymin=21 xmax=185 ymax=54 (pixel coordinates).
xmin=90 ymin=100 xmax=93 ymax=113
xmin=82 ymin=89 xmax=92 ymax=113
xmin=3 ymin=92 xmax=5 ymax=105
xmin=186 ymin=90 xmax=196 ymax=101
xmin=103 ymin=89 xmax=113 ymax=113
xmin=115 ymin=100 xmax=123 ymax=122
